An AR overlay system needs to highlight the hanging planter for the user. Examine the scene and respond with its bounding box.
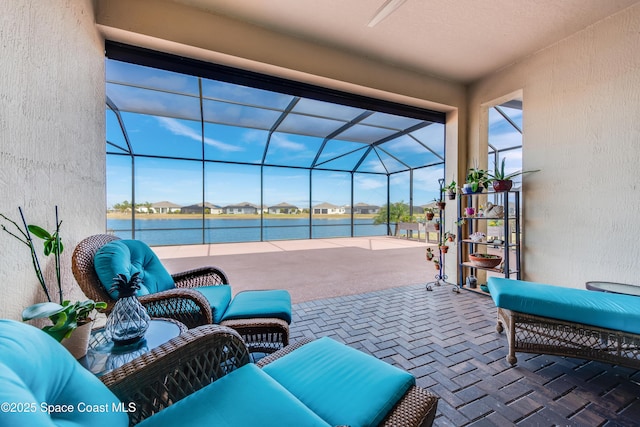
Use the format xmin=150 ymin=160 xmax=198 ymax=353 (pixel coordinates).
xmin=425 ymin=208 xmax=435 ymax=221
xmin=425 ymin=247 xmax=434 ymax=261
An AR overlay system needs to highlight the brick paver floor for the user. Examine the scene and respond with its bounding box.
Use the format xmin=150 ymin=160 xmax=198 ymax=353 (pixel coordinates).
xmin=289 ymin=283 xmax=640 ymax=426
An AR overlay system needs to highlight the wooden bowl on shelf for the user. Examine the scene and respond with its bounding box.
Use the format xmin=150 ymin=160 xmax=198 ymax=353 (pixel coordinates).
xmin=469 ymin=253 xmax=502 ymax=268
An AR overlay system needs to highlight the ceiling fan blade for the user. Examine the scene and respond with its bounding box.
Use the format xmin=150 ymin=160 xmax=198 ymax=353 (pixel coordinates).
xmin=368 ymin=0 xmax=409 ymax=27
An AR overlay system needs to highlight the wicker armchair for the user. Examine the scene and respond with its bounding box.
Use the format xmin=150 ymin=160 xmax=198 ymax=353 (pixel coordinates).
xmin=102 ymin=325 xmax=250 ymax=425
xmin=72 ymin=234 xmax=229 ymax=329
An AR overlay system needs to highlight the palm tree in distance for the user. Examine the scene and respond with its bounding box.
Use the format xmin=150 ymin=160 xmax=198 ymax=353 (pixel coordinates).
xmin=373 ymin=201 xmax=411 ymax=236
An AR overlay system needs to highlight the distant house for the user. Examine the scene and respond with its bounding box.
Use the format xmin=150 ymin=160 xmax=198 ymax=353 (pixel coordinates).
xmin=151 ymin=201 xmax=181 ymax=214
xmin=352 ymin=203 xmax=380 ymax=214
xmin=180 ymin=202 xmax=219 ymax=214
xmin=268 ymin=202 xmax=299 ymax=214
xmin=313 ymin=202 xmax=345 ymax=215
xmin=223 ymin=202 xmax=258 ymax=214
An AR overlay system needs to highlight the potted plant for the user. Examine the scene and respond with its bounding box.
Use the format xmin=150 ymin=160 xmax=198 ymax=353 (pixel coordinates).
xmin=21 ymin=299 xmax=106 ymax=341
xmin=439 ymin=232 xmax=455 ymax=253
xmin=464 ymin=162 xmax=491 ymax=193
xmin=1 ymin=207 xmax=106 ymax=357
xmin=433 ymin=259 xmax=440 ymax=270
xmin=425 ymin=247 xmax=434 ymax=261
xmin=433 ymin=198 xmax=446 ymax=210
xmin=489 ymin=158 xmax=540 ymax=192
xmin=424 ymin=207 xmax=435 ymax=221
xmin=444 ymin=180 xmax=457 ymax=199
xmin=444 ymin=231 xmax=456 ymax=242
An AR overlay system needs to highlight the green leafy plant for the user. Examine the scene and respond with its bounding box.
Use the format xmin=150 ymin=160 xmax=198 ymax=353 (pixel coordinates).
xmin=373 ymin=201 xmax=410 ymax=236
xmin=21 ymin=299 xmax=107 ymax=342
xmin=489 ymin=158 xmax=540 ymax=181
xmin=2 ymin=206 xmax=106 ymax=341
xmin=441 ymin=231 xmax=456 ymax=246
xmin=466 ymin=162 xmax=491 ymax=192
xmin=0 ymin=207 xmax=63 ymax=303
xmin=444 ymin=180 xmax=457 ymax=197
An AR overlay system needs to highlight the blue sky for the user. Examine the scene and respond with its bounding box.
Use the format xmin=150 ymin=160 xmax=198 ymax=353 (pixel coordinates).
xmin=105 ymin=60 xmax=521 ymax=210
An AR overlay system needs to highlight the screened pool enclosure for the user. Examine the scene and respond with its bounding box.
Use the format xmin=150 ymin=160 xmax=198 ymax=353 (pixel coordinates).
xmin=105 ymin=44 xmax=447 ymax=246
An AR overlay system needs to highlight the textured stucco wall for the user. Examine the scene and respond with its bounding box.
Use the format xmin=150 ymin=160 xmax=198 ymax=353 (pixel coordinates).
xmin=468 ymin=4 xmax=640 ymax=288
xmin=0 ymin=1 xmax=105 ymax=319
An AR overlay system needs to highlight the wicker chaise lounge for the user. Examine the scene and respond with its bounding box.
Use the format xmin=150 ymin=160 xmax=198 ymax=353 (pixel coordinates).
xmin=487 ymin=277 xmax=640 ymax=369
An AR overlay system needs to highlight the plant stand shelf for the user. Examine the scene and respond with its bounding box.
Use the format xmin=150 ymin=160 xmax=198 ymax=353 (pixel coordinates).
xmin=457 ymin=190 xmax=522 ymax=291
xmin=427 ymin=179 xmax=459 ymax=293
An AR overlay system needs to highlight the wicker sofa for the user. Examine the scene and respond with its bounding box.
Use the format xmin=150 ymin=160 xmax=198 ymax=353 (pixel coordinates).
xmin=487 ymin=277 xmax=640 ymax=369
xmin=0 ymin=320 xmax=438 ymax=426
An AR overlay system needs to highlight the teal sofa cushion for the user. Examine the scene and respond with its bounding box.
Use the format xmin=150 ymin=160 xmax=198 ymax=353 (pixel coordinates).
xmin=263 ymin=337 xmax=415 ymax=427
xmin=138 ymin=363 xmax=330 ymax=427
xmin=94 ymin=239 xmax=175 ymax=299
xmin=487 ymin=277 xmax=640 ymax=335
xmin=196 ymin=285 xmax=232 ymax=323
xmin=221 ymin=290 xmax=292 ymax=323
xmin=0 ymin=320 xmax=128 ymax=426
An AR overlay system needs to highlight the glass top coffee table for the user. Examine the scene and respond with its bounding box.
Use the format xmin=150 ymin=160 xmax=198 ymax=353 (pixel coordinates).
xmin=586 ymin=281 xmax=640 ymax=297
xmin=79 ymin=318 xmax=186 ymax=376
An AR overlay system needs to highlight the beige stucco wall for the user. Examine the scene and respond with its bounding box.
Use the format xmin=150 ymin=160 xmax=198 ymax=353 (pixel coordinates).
xmin=468 ymin=4 xmax=640 ymax=288
xmin=0 ymin=0 xmax=105 ymax=319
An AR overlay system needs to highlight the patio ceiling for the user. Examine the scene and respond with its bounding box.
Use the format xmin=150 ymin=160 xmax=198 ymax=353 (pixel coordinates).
xmin=106 ymin=58 xmax=445 ymax=175
xmin=169 ymin=0 xmax=638 ymax=83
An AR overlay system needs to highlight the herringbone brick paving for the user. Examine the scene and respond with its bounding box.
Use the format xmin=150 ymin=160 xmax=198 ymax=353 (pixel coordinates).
xmin=289 ymin=283 xmax=640 ymax=426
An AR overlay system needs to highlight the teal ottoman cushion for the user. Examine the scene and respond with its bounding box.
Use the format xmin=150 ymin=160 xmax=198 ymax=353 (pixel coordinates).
xmin=221 ymin=290 xmax=292 ymax=323
xmin=137 ymin=363 xmax=330 ymax=427
xmin=94 ymin=239 xmax=175 ymax=299
xmin=262 ymin=337 xmax=415 ymax=427
xmin=487 ymin=277 xmax=640 ymax=335
xmin=196 ymin=285 xmax=232 ymax=323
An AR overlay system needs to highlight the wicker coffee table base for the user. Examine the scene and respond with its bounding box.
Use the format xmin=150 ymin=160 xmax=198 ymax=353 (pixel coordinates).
xmin=496 ymin=307 xmax=640 ymax=369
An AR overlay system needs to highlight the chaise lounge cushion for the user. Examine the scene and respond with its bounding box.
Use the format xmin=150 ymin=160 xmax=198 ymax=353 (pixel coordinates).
xmin=137 ymin=363 xmax=330 ymax=427
xmin=221 ymin=290 xmax=292 ymax=324
xmin=0 ymin=320 xmax=128 ymax=426
xmin=487 ymin=277 xmax=640 ymax=335
xmin=263 ymin=336 xmax=415 ymax=427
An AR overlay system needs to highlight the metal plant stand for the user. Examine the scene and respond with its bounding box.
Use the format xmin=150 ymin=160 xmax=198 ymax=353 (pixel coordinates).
xmin=427 ymin=179 xmax=459 ymax=293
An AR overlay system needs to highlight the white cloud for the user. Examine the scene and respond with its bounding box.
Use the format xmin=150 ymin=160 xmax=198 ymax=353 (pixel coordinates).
xmin=355 ymin=175 xmax=386 ymax=190
xmin=157 ymin=117 xmax=243 ymax=152
xmin=270 ymin=134 xmax=306 ymax=151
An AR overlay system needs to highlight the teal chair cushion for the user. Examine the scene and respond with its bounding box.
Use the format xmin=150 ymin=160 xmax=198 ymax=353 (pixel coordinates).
xmin=263 ymin=337 xmax=415 ymax=427
xmin=0 ymin=320 xmax=128 ymax=426
xmin=196 ymin=285 xmax=232 ymax=324
xmin=94 ymin=239 xmax=175 ymax=299
xmin=221 ymin=290 xmax=292 ymax=323
xmin=487 ymin=277 xmax=640 ymax=335
xmin=137 ymin=363 xmax=330 ymax=427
